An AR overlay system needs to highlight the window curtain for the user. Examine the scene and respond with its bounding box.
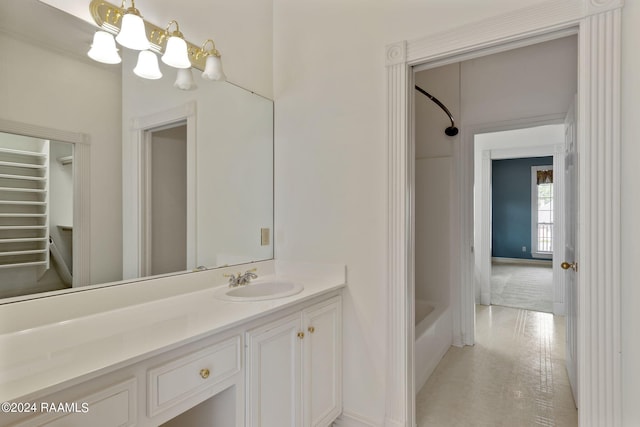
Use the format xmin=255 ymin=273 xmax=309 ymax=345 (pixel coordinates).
xmin=537 ymin=169 xmax=553 ymax=184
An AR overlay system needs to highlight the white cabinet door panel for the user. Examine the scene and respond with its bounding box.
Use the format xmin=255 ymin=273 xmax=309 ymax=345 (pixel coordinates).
xmin=246 ymin=314 xmax=302 ymax=427
xmin=303 ymin=297 xmax=342 ymax=427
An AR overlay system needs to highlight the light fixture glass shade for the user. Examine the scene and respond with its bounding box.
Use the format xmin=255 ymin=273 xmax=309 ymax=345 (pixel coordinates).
xmin=133 ymin=50 xmax=162 ymax=79
xmin=87 ymin=31 xmax=121 ymax=64
xmin=162 ymin=36 xmax=191 ymax=69
xmin=174 ymin=68 xmax=197 ymax=90
xmin=115 ymin=13 xmax=150 ymax=50
xmin=202 ymin=55 xmax=226 ymax=81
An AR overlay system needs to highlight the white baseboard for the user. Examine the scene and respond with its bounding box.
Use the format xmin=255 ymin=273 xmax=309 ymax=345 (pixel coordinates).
xmin=333 ymin=411 xmax=383 ymax=427
xmin=492 ymin=257 xmax=552 ymax=266
xmin=553 ymin=302 xmax=565 ymax=316
xmin=480 ymin=291 xmax=491 ymax=306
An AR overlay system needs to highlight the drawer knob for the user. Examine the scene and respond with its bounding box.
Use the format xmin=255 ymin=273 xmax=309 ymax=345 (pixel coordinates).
xmin=200 ymin=368 xmax=210 ymax=379
xmin=297 ymin=331 xmax=304 ymax=339
xmin=308 ymin=326 xmax=315 ymax=333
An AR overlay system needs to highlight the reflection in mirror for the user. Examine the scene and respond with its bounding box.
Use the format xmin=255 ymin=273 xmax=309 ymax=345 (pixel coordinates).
xmin=0 ymin=132 xmax=74 ymax=299
xmin=146 ymin=124 xmax=188 ymax=276
xmin=0 ymin=0 xmax=274 ymax=302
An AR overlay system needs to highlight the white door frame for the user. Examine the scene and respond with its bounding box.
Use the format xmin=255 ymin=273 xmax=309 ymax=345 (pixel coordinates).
xmin=123 ymin=102 xmax=197 ymax=279
xmin=385 ymin=1 xmax=622 ymax=426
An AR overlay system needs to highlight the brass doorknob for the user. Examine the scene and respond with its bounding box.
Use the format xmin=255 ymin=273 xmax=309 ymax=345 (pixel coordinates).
xmin=561 ymin=261 xmax=578 ymax=272
xmin=200 ymin=368 xmax=210 ymax=379
xmin=308 ymin=326 xmax=315 ymax=334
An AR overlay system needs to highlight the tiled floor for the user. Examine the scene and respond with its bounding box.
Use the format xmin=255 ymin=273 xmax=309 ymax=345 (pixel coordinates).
xmin=416 ymin=305 xmax=577 ymax=427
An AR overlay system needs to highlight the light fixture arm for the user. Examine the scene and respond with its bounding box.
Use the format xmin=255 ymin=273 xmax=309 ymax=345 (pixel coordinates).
xmin=122 ymin=0 xmax=140 ymax=14
xmin=199 ymin=39 xmax=221 ymax=59
xmin=165 ymin=20 xmax=184 ymax=38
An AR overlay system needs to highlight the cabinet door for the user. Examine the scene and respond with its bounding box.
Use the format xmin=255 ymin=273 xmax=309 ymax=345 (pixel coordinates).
xmin=246 ymin=314 xmax=302 ymax=427
xmin=303 ymin=297 xmax=342 ymax=427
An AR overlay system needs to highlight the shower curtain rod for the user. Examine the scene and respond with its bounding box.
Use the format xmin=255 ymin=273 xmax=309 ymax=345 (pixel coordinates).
xmin=414 ymin=85 xmax=459 ymax=136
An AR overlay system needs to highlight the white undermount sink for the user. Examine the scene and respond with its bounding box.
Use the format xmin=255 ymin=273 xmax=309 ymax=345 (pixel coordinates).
xmin=214 ymin=279 xmax=304 ymax=302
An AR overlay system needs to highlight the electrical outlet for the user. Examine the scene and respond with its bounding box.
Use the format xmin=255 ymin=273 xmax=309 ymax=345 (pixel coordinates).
xmin=261 ymin=228 xmax=270 ymax=246
xmin=522 ymin=246 xmax=527 ymax=252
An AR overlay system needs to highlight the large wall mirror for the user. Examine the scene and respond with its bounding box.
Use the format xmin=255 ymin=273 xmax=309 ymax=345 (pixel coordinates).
xmin=0 ymin=0 xmax=274 ymax=302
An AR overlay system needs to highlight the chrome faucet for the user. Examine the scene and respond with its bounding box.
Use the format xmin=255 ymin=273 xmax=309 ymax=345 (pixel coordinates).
xmin=224 ymin=269 xmax=258 ymax=287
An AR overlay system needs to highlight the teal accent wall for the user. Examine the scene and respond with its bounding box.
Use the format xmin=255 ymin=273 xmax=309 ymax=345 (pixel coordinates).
xmin=492 ymin=156 xmax=553 ymax=259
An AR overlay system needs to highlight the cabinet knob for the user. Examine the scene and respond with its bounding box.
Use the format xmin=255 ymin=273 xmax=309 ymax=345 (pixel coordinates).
xmin=308 ymin=326 xmax=315 ymax=334
xmin=200 ymin=368 xmax=210 ymax=379
xmin=297 ymin=331 xmax=305 ymax=339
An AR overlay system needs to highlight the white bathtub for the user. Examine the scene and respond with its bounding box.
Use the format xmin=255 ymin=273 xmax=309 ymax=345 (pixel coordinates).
xmin=415 ymin=299 xmax=452 ymax=393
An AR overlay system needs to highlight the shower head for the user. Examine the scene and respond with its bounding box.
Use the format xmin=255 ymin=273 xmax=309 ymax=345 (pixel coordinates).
xmin=415 ymin=85 xmax=458 ymax=137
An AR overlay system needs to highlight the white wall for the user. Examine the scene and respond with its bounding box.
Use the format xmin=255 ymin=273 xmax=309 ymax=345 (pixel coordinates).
xmin=121 ymin=50 xmax=273 ymax=276
xmin=0 ymin=33 xmax=123 ymax=286
xmin=620 ymin=1 xmax=640 ymax=425
xmin=414 ymin=64 xmax=458 ymax=307
xmin=460 ymin=36 xmax=577 ymax=125
xmin=272 ymin=0 xmax=556 ymax=423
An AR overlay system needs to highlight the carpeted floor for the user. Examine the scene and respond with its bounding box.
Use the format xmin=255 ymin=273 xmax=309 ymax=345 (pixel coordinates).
xmin=491 ymin=263 xmax=553 ymax=313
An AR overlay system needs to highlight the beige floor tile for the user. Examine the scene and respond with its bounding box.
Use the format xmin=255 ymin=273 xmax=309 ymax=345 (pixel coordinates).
xmin=416 ymin=305 xmax=577 ymax=427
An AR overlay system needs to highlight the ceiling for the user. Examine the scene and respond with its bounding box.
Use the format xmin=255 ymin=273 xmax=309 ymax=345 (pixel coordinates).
xmin=0 ymin=0 xmax=96 ymax=60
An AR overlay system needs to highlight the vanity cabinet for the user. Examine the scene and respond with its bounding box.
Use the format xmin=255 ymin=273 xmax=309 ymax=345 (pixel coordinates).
xmin=3 ymin=287 xmax=343 ymax=427
xmin=245 ymin=296 xmax=342 ymax=427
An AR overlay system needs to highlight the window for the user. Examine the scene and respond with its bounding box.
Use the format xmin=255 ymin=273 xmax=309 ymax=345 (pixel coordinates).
xmin=531 ymin=165 xmax=553 ymax=258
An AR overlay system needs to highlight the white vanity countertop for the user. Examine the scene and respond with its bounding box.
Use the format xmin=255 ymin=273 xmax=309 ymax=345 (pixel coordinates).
xmin=0 ymin=261 xmax=346 ymax=402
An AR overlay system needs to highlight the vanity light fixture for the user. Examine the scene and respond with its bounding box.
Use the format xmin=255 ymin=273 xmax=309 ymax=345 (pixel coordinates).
xmin=174 ymin=68 xmax=197 ymax=90
xmin=88 ymin=0 xmax=227 ymax=89
xmin=200 ymin=39 xmax=226 ymax=82
xmin=114 ymin=0 xmax=150 ymax=50
xmin=161 ymin=20 xmax=191 ymax=69
xmin=133 ymin=50 xmax=162 ymax=79
xmin=87 ymin=30 xmax=121 ymax=64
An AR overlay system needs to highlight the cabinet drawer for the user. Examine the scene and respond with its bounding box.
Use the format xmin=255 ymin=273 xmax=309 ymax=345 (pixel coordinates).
xmin=13 ymin=378 xmax=136 ymax=427
xmin=148 ymin=335 xmax=241 ymax=416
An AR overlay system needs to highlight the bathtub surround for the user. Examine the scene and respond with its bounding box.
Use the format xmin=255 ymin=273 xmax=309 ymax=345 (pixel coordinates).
xmin=414 ymin=301 xmax=452 ymax=394
xmin=413 ymin=64 xmax=457 ymax=400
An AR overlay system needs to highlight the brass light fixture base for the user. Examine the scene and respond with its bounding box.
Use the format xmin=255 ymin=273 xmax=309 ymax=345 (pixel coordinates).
xmin=89 ymin=0 xmax=212 ymax=71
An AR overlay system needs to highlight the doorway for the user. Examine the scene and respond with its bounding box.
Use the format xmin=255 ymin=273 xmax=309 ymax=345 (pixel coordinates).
xmin=474 ymin=124 xmax=567 ymax=316
xmin=413 ymin=35 xmax=577 ymax=423
xmin=142 ymin=123 xmax=188 ymax=276
xmin=386 ymin=4 xmax=622 ymax=426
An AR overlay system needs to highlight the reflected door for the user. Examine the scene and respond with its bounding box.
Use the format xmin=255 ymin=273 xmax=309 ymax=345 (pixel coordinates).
xmin=144 ymin=124 xmax=187 ymax=276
